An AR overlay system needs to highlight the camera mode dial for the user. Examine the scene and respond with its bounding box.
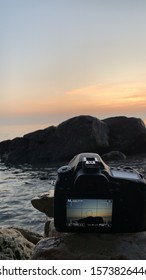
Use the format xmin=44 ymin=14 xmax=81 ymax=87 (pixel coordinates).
xmin=57 ymin=165 xmax=72 ymax=178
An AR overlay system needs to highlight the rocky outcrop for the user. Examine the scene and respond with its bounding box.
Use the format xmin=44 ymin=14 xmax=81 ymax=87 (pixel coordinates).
xmin=103 ymin=116 xmax=146 ymax=154
xmin=0 ymin=227 xmax=36 ymax=260
xmin=0 ymin=115 xmax=109 ymax=164
xmin=102 ymin=151 xmax=127 ymax=161
xmin=0 ymin=115 xmax=146 ymax=165
xmin=31 ymin=191 xmax=54 ymax=218
xmin=31 ymin=223 xmax=146 ymax=260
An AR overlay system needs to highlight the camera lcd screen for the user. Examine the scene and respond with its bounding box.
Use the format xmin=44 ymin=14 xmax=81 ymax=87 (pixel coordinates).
xmin=66 ymin=199 xmax=113 ymax=228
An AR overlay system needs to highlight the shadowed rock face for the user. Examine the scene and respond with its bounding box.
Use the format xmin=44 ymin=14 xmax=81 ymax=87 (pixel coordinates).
xmin=102 ymin=151 xmax=127 ymax=161
xmin=31 ymin=191 xmax=54 ymax=218
xmin=0 ymin=115 xmax=146 ymax=165
xmin=103 ymin=116 xmax=146 ymax=154
xmin=0 ymin=115 xmax=109 ymax=164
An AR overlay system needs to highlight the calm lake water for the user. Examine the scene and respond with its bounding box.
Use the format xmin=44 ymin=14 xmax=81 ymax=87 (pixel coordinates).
xmin=0 ymin=161 xmax=57 ymax=235
xmin=0 ymin=155 xmax=146 ymax=235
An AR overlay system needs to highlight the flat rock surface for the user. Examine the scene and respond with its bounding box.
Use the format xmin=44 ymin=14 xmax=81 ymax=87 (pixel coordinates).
xmin=31 ymin=231 xmax=146 ymax=260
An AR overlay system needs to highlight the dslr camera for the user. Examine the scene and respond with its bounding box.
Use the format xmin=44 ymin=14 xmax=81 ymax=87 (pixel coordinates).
xmin=54 ymin=153 xmax=146 ymax=233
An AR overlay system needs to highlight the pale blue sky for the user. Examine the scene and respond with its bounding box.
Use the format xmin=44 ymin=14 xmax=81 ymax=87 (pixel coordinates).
xmin=0 ymin=0 xmax=146 ymax=140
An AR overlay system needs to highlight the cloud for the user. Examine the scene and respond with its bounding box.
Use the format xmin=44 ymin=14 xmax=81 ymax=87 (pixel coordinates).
xmin=121 ymin=92 xmax=146 ymax=101
xmin=65 ymin=84 xmax=104 ymax=95
xmin=0 ymin=82 xmax=146 ymax=122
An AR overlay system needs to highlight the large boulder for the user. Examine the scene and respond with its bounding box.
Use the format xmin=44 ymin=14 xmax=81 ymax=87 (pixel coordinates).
xmin=0 ymin=115 xmax=146 ymax=165
xmin=0 ymin=115 xmax=109 ymax=164
xmin=0 ymin=227 xmax=35 ymax=260
xmin=103 ymin=116 xmax=146 ymax=154
xmin=54 ymin=115 xmax=109 ymax=159
xmin=102 ymin=151 xmax=127 ymax=161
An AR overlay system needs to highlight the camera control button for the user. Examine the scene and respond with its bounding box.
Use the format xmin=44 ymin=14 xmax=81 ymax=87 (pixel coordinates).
xmin=58 ymin=165 xmax=72 ymax=174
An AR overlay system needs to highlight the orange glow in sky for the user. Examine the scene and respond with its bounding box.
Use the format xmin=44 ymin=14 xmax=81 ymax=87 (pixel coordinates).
xmin=0 ymin=1 xmax=146 ymax=141
xmin=1 ymin=82 xmax=145 ymax=117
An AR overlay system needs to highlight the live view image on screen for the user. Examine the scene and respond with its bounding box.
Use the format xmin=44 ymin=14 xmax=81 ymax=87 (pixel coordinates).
xmin=66 ymin=199 xmax=113 ymax=228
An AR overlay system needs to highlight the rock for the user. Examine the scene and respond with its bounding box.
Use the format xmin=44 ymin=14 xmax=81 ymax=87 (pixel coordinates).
xmin=44 ymin=219 xmax=62 ymax=238
xmin=0 ymin=115 xmax=146 ymax=165
xmin=55 ymin=115 xmax=109 ymax=159
xmin=0 ymin=115 xmax=109 ymax=164
xmin=31 ymin=191 xmax=54 ymax=218
xmin=31 ymin=227 xmax=146 ymax=260
xmin=102 ymin=151 xmax=127 ymax=161
xmin=103 ymin=116 xmax=146 ymax=154
xmin=0 ymin=227 xmax=35 ymax=260
xmin=12 ymin=227 xmax=43 ymax=245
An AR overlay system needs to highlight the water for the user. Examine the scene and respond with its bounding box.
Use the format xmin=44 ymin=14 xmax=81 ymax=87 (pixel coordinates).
xmin=0 ymin=161 xmax=57 ymax=235
xmin=0 ymin=155 xmax=146 ymax=236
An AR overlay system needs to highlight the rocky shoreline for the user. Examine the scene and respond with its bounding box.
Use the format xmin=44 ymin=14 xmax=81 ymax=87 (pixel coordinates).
xmin=0 ymin=115 xmax=146 ymax=259
xmin=0 ymin=154 xmax=146 ymax=260
xmin=2 ymin=223 xmax=146 ymax=260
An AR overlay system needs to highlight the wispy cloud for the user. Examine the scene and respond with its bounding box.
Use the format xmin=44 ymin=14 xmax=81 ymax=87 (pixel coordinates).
xmin=1 ymin=82 xmax=146 ymax=119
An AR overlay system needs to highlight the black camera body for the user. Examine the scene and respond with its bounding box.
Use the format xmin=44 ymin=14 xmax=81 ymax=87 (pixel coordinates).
xmin=54 ymin=153 xmax=146 ymax=233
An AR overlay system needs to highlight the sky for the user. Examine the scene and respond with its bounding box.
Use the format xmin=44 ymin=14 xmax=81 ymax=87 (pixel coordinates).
xmin=0 ymin=0 xmax=146 ymax=141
